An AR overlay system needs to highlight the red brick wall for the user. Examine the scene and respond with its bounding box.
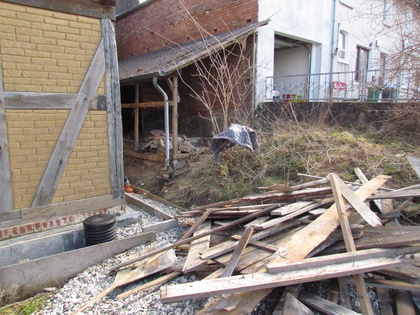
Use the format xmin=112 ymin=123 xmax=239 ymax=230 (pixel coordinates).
xmin=116 ymin=0 xmax=258 ymax=60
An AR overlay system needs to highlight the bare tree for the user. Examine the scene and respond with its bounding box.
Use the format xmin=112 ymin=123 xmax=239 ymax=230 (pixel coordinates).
xmin=172 ymin=2 xmax=257 ymax=135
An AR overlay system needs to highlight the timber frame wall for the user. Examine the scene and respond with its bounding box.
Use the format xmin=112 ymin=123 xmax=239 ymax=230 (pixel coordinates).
xmin=0 ymin=0 xmax=124 ymax=240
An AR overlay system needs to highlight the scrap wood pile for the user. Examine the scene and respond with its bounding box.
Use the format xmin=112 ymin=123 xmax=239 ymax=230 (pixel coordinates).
xmin=140 ymin=130 xmax=199 ymax=154
xmin=74 ymin=171 xmax=420 ymax=315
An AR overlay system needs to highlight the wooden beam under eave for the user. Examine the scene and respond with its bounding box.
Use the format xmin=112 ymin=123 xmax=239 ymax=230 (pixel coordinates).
xmin=2 ymin=0 xmax=116 ymax=20
xmin=121 ymin=101 xmax=174 ymax=108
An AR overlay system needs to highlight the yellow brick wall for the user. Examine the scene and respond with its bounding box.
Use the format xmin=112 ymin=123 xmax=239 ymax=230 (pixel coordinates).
xmin=1 ymin=2 xmax=111 ymax=209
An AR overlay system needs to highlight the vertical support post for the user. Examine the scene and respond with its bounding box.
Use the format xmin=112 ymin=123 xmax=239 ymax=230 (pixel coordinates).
xmin=0 ymin=56 xmax=14 ymax=212
xmin=134 ymin=82 xmax=140 ymax=152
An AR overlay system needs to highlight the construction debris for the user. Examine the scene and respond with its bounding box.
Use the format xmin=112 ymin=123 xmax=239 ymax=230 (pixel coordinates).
xmin=105 ymin=171 xmax=420 ymax=314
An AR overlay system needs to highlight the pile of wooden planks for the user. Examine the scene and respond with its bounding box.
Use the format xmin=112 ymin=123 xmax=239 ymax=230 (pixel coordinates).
xmin=107 ymin=171 xmax=420 ymax=315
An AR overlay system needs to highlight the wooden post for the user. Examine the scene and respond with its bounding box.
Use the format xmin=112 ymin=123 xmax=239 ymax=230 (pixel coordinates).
xmin=0 ymin=56 xmax=14 ymax=212
xmin=166 ymin=76 xmax=179 ymax=160
xmin=134 ymin=82 xmax=140 ymax=152
xmin=328 ymin=173 xmax=374 ymax=315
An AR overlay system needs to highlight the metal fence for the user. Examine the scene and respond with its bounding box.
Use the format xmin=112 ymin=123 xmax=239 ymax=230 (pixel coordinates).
xmin=265 ymin=68 xmax=420 ymax=103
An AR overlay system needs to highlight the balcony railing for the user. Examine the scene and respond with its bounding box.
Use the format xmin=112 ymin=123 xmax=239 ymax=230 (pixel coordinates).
xmin=265 ymin=68 xmax=420 ymax=103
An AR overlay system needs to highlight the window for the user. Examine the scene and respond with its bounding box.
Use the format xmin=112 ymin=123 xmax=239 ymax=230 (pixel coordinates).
xmin=355 ymin=46 xmax=369 ymax=81
xmin=383 ymin=0 xmax=393 ymax=26
xmin=378 ymin=53 xmax=387 ymax=86
xmin=337 ymin=30 xmax=349 ymax=62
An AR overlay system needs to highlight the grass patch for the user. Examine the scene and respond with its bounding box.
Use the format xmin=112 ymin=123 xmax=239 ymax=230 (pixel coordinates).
xmin=0 ymin=293 xmax=52 ymax=315
xmin=163 ymin=115 xmax=419 ymax=211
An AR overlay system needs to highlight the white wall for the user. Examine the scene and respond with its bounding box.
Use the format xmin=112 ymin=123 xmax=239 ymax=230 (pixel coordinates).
xmin=256 ymin=0 xmax=335 ymax=103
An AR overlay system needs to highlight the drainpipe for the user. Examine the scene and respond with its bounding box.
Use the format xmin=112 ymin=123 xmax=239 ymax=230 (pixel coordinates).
xmin=153 ymin=75 xmax=170 ymax=169
xmin=330 ymin=0 xmax=338 ymax=85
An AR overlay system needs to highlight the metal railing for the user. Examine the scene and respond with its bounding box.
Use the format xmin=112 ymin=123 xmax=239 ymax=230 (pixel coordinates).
xmin=265 ymin=68 xmax=420 ymax=102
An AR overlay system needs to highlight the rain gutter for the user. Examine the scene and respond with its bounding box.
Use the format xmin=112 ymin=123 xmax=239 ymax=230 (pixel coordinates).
xmin=153 ymin=74 xmax=170 ymax=169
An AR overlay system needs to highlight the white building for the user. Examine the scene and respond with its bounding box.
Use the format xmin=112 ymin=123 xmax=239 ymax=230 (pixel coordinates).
xmin=256 ymin=0 xmax=419 ymax=103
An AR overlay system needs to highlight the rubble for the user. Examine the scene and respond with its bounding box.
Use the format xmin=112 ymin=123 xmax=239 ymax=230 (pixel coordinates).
xmin=35 ymin=171 xmax=420 ymax=314
xmin=107 ymin=171 xmax=420 ymax=314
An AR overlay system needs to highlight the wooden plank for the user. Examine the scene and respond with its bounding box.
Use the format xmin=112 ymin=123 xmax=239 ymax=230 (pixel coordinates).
xmin=182 ymin=221 xmax=211 ymax=274
xmin=336 ymin=177 xmax=382 ymax=227
xmin=116 ymin=271 xmax=181 ymax=299
xmin=4 ymin=92 xmax=106 ymax=109
xmin=160 ymin=252 xmax=418 ymax=303
xmin=131 ymin=185 xmax=185 ymax=211
xmin=271 ymin=201 xmax=317 ymax=216
xmin=255 ymin=201 xmax=322 ymax=230
xmin=179 ymin=209 xmax=212 ymax=241
xmin=2 ymin=0 xmax=115 ymax=20
xmin=328 ymin=173 xmax=374 ymax=315
xmin=31 ymin=39 xmax=106 ymax=207
xmin=367 ymin=189 xmax=420 ymax=200
xmin=395 ymin=290 xmax=416 ymax=315
xmin=376 ymin=287 xmax=394 ymax=315
xmin=267 ymin=247 xmax=420 ymax=274
xmin=283 ymin=292 xmax=314 ymax=315
xmin=298 ymin=291 xmax=359 ymax=315
xmin=103 ymin=18 xmax=125 ymax=200
xmin=220 ymin=226 xmax=254 ymax=278
xmin=321 ymin=226 xmax=420 ymax=254
xmin=0 ymin=56 xmax=13 ymax=213
xmin=0 ymin=232 xmax=155 ymax=305
xmin=125 ymin=193 xmax=173 ymax=220
xmin=354 ymin=167 xmax=383 ymax=212
xmin=230 ymin=235 xmax=278 ymax=252
xmin=344 ymin=276 xmax=420 ymax=292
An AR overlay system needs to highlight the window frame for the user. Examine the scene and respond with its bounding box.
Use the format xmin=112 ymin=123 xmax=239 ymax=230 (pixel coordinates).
xmin=337 ymin=30 xmax=349 ymax=64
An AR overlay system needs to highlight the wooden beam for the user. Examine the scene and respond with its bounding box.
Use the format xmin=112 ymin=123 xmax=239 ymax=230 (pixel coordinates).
xmin=4 ymin=92 xmax=106 ymax=110
xmin=103 ymin=18 xmax=124 ymax=200
xmin=0 ymin=56 xmax=13 ymax=212
xmin=298 ymin=291 xmax=359 ymax=315
xmin=220 ymin=226 xmax=254 ymax=278
xmin=116 ymin=271 xmax=181 ymax=299
xmin=160 ymin=250 xmax=419 ymax=303
xmin=2 ymin=0 xmax=115 ymax=20
xmin=121 ymin=101 xmax=174 ymax=108
xmin=344 ymin=276 xmax=420 ymax=292
xmin=182 ymin=221 xmax=211 ymax=274
xmin=336 ymin=177 xmax=382 ymax=227
xmin=169 ymin=76 xmax=179 ymax=160
xmin=395 ymin=290 xmax=416 ymax=315
xmin=31 ymin=38 xmax=106 ymax=207
xmin=283 ymin=292 xmax=314 ymax=315
xmin=267 ymin=247 xmax=420 ymax=274
xmin=125 ymin=193 xmax=173 ymax=220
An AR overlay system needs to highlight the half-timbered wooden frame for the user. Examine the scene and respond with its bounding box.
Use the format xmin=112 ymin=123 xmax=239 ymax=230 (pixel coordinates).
xmin=0 ymin=0 xmax=124 ymax=239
